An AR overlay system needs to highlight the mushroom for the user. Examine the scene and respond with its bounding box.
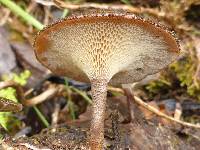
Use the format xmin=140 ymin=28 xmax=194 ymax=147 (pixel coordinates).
xmin=34 ymin=9 xmax=180 ymax=150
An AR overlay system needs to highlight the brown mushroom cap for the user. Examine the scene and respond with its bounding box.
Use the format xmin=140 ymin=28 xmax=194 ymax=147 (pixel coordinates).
xmin=34 ymin=10 xmax=180 ymax=85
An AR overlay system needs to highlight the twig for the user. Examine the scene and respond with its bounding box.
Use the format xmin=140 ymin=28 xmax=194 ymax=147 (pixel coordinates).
xmin=122 ymin=84 xmax=144 ymax=123
xmin=52 ymin=0 xmax=200 ymax=34
xmin=53 ymin=0 xmax=145 ymax=13
xmin=52 ymin=0 xmax=172 ymax=24
xmin=24 ymin=88 xmax=34 ymax=97
xmin=174 ymin=103 xmax=182 ymax=120
xmin=108 ymin=86 xmax=200 ymax=129
xmin=43 ymin=6 xmax=51 ymax=25
xmin=123 ymin=88 xmax=135 ymax=121
xmin=34 ymin=0 xmax=54 ymax=6
xmin=24 ymin=85 xmax=61 ymax=106
xmin=108 ymin=86 xmax=124 ymax=94
xmin=51 ymin=103 xmax=60 ymax=125
xmin=133 ymin=96 xmax=200 ymax=129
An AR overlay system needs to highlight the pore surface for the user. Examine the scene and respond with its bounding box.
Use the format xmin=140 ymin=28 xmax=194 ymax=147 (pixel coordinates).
xmin=36 ymin=17 xmax=177 ymax=85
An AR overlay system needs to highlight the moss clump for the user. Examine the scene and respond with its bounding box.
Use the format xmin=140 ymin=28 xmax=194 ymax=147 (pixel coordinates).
xmin=145 ymin=54 xmax=200 ymax=101
xmin=145 ymin=75 xmax=172 ymax=98
xmin=170 ymin=55 xmax=200 ymax=100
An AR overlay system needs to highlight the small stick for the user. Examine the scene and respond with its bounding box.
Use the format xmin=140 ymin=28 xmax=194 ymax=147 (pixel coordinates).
xmin=53 ymin=0 xmax=158 ymax=17
xmin=43 ymin=6 xmax=51 ymax=25
xmin=108 ymin=86 xmax=124 ymax=94
xmin=133 ymin=95 xmax=200 ymax=129
xmin=52 ymin=0 xmax=176 ymax=27
xmin=123 ymin=87 xmax=135 ymax=121
xmin=51 ymin=103 xmax=60 ymax=125
xmin=122 ymin=84 xmax=144 ymax=123
xmin=108 ymin=86 xmax=200 ymax=129
xmin=23 ymin=85 xmax=61 ymax=106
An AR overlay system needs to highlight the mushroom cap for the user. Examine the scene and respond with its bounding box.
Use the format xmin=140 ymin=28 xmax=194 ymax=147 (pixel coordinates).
xmin=34 ymin=9 xmax=180 ymax=85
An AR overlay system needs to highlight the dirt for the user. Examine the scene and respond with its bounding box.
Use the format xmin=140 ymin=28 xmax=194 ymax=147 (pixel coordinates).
xmin=2 ymin=96 xmax=200 ymax=150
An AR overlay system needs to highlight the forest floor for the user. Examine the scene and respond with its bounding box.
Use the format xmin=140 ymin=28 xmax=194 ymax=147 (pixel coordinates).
xmin=0 ymin=0 xmax=200 ymax=149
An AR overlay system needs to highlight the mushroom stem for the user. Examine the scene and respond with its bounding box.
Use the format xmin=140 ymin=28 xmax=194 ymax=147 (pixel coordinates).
xmin=89 ymin=79 xmax=107 ymax=150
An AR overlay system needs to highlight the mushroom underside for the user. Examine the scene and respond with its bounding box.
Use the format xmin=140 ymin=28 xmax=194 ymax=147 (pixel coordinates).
xmin=35 ymin=18 xmax=178 ymax=84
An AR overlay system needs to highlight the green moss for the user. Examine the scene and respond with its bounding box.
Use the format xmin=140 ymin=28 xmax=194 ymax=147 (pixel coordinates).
xmin=2 ymin=70 xmax=31 ymax=86
xmin=145 ymin=55 xmax=200 ymax=101
xmin=144 ymin=74 xmax=172 ymax=98
xmin=0 ymin=88 xmax=19 ymax=131
xmin=170 ymin=56 xmax=200 ymax=100
xmin=0 ymin=70 xmax=31 ymax=131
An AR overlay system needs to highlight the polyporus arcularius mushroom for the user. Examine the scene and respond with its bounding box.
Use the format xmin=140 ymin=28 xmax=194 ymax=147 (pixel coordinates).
xmin=34 ymin=9 xmax=180 ymax=150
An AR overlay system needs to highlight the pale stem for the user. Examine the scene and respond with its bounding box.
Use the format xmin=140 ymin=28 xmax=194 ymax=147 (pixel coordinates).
xmin=89 ymin=79 xmax=107 ymax=150
xmin=122 ymin=84 xmax=135 ymax=121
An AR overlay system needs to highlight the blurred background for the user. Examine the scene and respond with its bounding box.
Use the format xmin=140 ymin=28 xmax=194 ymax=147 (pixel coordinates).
xmin=0 ymin=0 xmax=200 ymax=146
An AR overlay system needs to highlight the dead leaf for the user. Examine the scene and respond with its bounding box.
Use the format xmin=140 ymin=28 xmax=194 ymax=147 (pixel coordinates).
xmin=0 ymin=28 xmax=16 ymax=75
